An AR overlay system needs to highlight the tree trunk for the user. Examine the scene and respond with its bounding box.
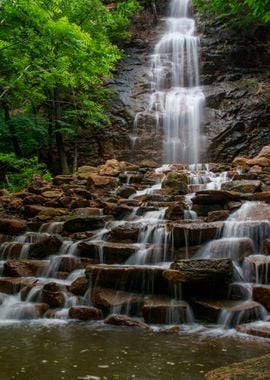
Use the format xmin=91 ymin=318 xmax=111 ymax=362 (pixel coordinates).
xmin=1 ymin=99 xmax=22 ymax=157
xmin=53 ymin=87 xmax=69 ymax=174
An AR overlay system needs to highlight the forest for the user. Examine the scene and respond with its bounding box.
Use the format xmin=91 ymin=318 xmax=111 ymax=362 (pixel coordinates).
xmin=0 ymin=0 xmax=269 ymax=191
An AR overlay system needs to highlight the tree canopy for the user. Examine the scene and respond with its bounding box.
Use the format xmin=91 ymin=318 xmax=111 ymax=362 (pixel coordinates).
xmin=194 ymin=0 xmax=270 ymax=27
xmin=0 ymin=0 xmax=140 ymax=176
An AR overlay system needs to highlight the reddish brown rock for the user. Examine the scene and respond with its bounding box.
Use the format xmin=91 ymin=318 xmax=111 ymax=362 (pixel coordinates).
xmin=41 ymin=282 xmax=66 ymax=308
xmin=221 ymin=180 xmax=261 ymax=193
xmin=70 ymin=276 xmax=89 ymax=296
xmin=236 ymin=323 xmax=270 ymax=339
xmin=63 ymin=216 xmax=105 ymax=233
xmin=165 ymin=203 xmax=185 ymax=220
xmin=192 ymin=190 xmax=241 ymax=204
xmin=28 ymin=235 xmax=62 ymax=259
xmin=173 ymin=222 xmax=223 ymax=246
xmin=109 ymin=223 xmax=142 ymax=242
xmin=53 ymin=175 xmax=77 ymax=186
xmin=23 ymin=205 xmax=55 ymax=217
xmin=104 ymin=314 xmax=148 ymax=328
xmin=207 ymin=210 xmax=230 ymax=222
xmin=253 ymin=285 xmax=270 ymax=310
xmin=143 ymin=297 xmax=188 ymax=324
xmin=68 ymin=306 xmax=103 ymax=320
xmin=78 ymin=241 xmax=138 ymax=263
xmin=3 ymin=260 xmax=49 ymax=277
xmin=91 ymin=287 xmax=143 ymax=309
xmin=0 ymin=277 xmax=38 ymax=294
xmin=0 ymin=218 xmax=27 ymax=235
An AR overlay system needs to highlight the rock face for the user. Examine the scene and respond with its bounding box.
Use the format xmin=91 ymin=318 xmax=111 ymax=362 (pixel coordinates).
xmin=204 ymin=353 xmax=270 ymax=380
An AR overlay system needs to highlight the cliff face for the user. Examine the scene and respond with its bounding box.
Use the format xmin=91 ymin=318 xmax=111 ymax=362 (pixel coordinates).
xmin=74 ymin=1 xmax=270 ymax=166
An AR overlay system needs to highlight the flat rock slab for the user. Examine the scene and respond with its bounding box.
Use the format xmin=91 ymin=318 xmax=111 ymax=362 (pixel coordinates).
xmin=0 ymin=218 xmax=27 ymax=235
xmin=85 ymin=264 xmax=169 ymax=294
xmin=192 ymin=190 xmax=241 ymax=204
xmin=173 ymin=222 xmax=223 ymax=246
xmin=143 ymin=296 xmax=188 ymax=324
xmin=104 ymin=314 xmax=149 ymax=328
xmin=0 ymin=277 xmax=38 ymax=294
xmin=204 ymin=353 xmax=270 ymax=380
xmin=221 ymin=180 xmax=261 ymax=193
xmin=237 ymin=322 xmax=270 ymax=339
xmin=78 ymin=241 xmax=139 ymax=263
xmin=3 ymin=259 xmax=49 ymax=277
xmin=170 ymin=259 xmax=233 ymax=299
xmin=109 ymin=223 xmax=143 ymax=242
xmin=63 ymin=216 xmax=106 ymax=233
xmin=91 ymin=287 xmax=143 ymax=308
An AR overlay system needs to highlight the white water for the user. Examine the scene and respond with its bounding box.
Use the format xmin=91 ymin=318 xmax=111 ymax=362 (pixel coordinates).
xmin=149 ymin=0 xmax=205 ymax=164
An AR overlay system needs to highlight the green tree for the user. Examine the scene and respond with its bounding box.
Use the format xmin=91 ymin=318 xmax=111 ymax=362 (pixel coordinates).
xmin=0 ymin=0 xmax=140 ymax=174
xmin=194 ymin=0 xmax=270 ymax=27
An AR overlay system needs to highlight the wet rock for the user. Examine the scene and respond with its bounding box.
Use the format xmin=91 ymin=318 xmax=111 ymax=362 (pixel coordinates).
xmin=249 ymin=191 xmax=270 ymax=202
xmin=69 ymin=306 xmax=103 ymax=321
xmin=221 ymin=180 xmax=261 ymax=193
xmin=253 ymin=285 xmax=270 ymax=310
xmin=0 ymin=277 xmax=38 ymax=294
xmin=192 ymin=190 xmax=241 ymax=204
xmin=162 ymin=172 xmax=188 ymax=195
xmin=70 ymin=276 xmax=89 ymax=296
xmin=78 ymin=241 xmax=139 ymax=263
xmin=204 ymin=353 xmax=270 ymax=380
xmin=0 ymin=242 xmax=24 ymax=260
xmin=63 ymin=216 xmax=105 ymax=233
xmin=109 ymin=223 xmax=142 ymax=242
xmin=143 ymin=297 xmax=188 ymax=324
xmin=85 ymin=264 xmax=168 ymax=294
xmin=58 ymin=257 xmax=95 ymax=273
xmin=170 ymin=259 xmax=233 ymax=299
xmin=28 ymin=235 xmax=62 ymax=259
xmin=3 ymin=260 xmax=49 ymax=277
xmin=41 ymin=282 xmax=66 ymax=308
xmin=244 ymin=255 xmax=270 ymax=284
xmin=173 ymin=222 xmax=223 ymax=246
xmin=200 ymin=238 xmax=254 ymax=262
xmin=70 ymin=199 xmax=90 ymax=210
xmin=104 ymin=314 xmax=148 ymax=328
xmin=11 ymin=303 xmax=50 ymax=319
xmin=116 ymin=185 xmax=137 ymax=198
xmin=207 ymin=210 xmax=230 ymax=222
xmin=165 ymin=203 xmax=185 ymax=220
xmin=91 ymin=287 xmax=143 ymax=309
xmin=263 ymin=239 xmax=270 ymax=255
xmin=192 ymin=203 xmax=225 ymax=217
xmin=237 ymin=322 xmax=270 ymax=339
xmin=0 ymin=218 xmax=27 ymax=235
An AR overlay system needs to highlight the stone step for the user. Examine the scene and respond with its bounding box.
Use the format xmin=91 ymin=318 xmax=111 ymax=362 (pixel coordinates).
xmin=192 ymin=299 xmax=264 ymax=326
xmin=78 ymin=241 xmax=140 ymax=263
xmin=3 ymin=259 xmax=50 ymax=277
xmin=85 ymin=264 xmax=169 ymax=294
xmin=237 ymin=322 xmax=270 ymax=339
xmin=143 ymin=296 xmax=188 ymax=324
xmin=0 ymin=277 xmax=39 ymax=295
xmin=172 ymin=222 xmax=224 ymax=247
xmin=91 ymin=287 xmax=144 ymax=310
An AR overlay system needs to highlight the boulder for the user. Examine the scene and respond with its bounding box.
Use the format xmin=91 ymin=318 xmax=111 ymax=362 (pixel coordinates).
xmin=204 ymin=353 xmax=270 ymax=380
xmin=63 ymin=216 xmax=105 ymax=233
xmin=77 ymin=241 xmax=139 ymax=263
xmin=0 ymin=218 xmax=27 ymax=235
xmin=53 ymin=175 xmax=76 ymax=186
xmin=23 ymin=205 xmax=55 ymax=217
xmin=192 ymin=190 xmax=241 ymax=204
xmin=143 ymin=297 xmax=188 ymax=324
xmin=244 ymin=255 xmax=270 ymax=283
xmin=109 ymin=223 xmax=142 ymax=242
xmin=28 ymin=235 xmax=62 ymax=259
xmin=98 ymin=159 xmax=122 ymax=176
xmin=104 ymin=314 xmax=148 ymax=328
xmin=9 ymin=303 xmax=49 ymax=319
xmin=58 ymin=256 xmax=94 ymax=273
xmin=161 ymin=172 xmax=188 ymax=195
xmin=116 ymin=185 xmax=137 ymax=198
xmin=68 ymin=306 xmax=103 ymax=321
xmin=0 ymin=242 xmax=24 ymax=260
xmin=91 ymin=287 xmax=143 ymax=309
xmin=165 ymin=203 xmax=185 ymax=220
xmin=207 ymin=210 xmax=230 ymax=222
xmin=77 ymin=166 xmax=98 ymax=179
xmin=253 ymin=285 xmax=270 ymax=310
xmin=3 ymin=260 xmax=49 ymax=277
xmin=170 ymin=259 xmax=233 ymax=299
xmin=70 ymin=276 xmax=89 ymax=296
xmin=41 ymin=282 xmax=66 ymax=308
xmin=221 ymin=180 xmax=261 ymax=193
xmin=87 ymin=174 xmax=118 ymax=188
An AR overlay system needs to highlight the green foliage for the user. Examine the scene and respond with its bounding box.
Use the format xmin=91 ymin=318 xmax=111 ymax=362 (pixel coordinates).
xmin=0 ymin=0 xmax=140 ymax=172
xmin=194 ymin=0 xmax=270 ymax=27
xmin=0 ymin=154 xmax=51 ymax=192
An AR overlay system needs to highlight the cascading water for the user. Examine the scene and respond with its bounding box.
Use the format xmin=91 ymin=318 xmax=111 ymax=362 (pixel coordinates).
xmin=149 ymin=0 xmax=205 ymax=164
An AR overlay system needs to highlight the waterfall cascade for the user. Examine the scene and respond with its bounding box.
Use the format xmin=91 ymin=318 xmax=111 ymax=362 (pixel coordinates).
xmin=0 ymin=0 xmax=270 ymax=338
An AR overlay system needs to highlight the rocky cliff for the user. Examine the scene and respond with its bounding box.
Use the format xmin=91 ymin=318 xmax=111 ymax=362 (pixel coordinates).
xmin=72 ymin=1 xmax=270 ymax=166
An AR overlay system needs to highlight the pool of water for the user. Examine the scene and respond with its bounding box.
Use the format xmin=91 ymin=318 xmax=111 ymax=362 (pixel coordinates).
xmin=0 ymin=322 xmax=269 ymax=380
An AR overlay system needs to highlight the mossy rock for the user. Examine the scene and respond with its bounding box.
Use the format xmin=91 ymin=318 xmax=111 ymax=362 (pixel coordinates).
xmin=162 ymin=172 xmax=188 ymax=194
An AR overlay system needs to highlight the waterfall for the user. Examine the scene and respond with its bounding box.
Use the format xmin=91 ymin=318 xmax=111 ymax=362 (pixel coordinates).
xmin=150 ymin=0 xmax=205 ymax=164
